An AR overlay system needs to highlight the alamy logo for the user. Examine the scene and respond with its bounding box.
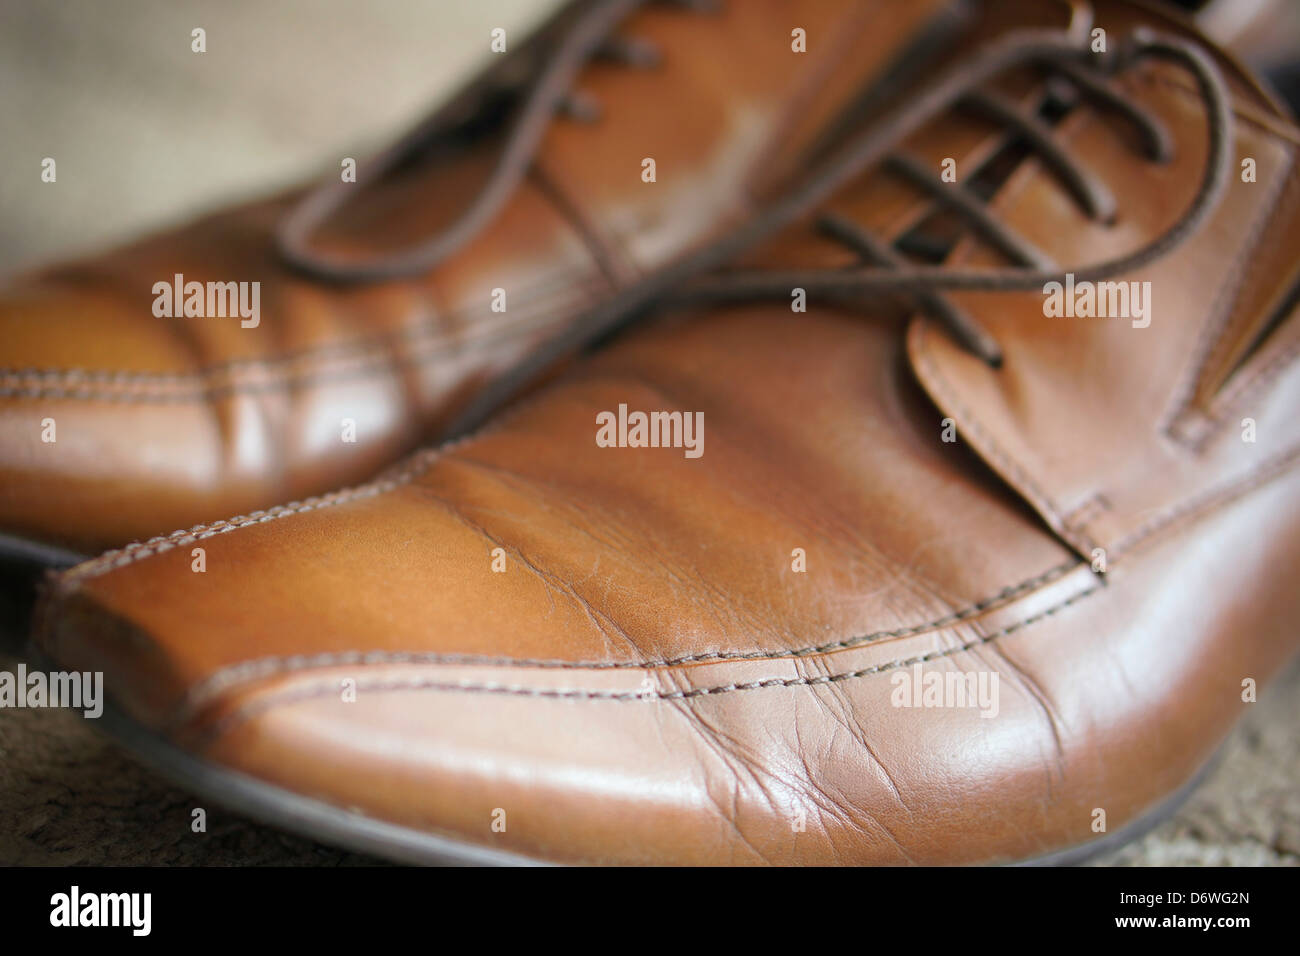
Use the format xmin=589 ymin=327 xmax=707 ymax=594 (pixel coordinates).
xmin=890 ymin=663 xmax=999 ymax=718
xmin=152 ymin=272 xmax=261 ymax=328
xmin=50 ymin=886 xmax=151 ymax=936
xmin=596 ymin=403 xmax=704 ymax=459
xmin=0 ymin=664 xmax=102 ymax=718
xmin=1042 ymin=272 xmax=1151 ymax=328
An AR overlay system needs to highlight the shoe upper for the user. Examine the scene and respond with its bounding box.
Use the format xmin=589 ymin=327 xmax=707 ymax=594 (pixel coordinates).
xmin=0 ymin=0 xmax=959 ymax=554
xmin=33 ymin=0 xmax=1300 ymax=864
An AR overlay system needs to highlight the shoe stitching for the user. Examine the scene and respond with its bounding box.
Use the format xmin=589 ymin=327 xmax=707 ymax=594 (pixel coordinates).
xmin=54 ymin=373 xmax=576 ymax=586
xmin=167 ymin=426 xmax=1300 ymax=729
xmin=1108 ymin=439 xmax=1300 ymax=559
xmin=0 ymin=267 xmax=599 ymax=397
xmin=195 ymin=437 xmax=1300 ymax=736
xmin=172 ymin=559 xmax=1082 ymax=717
xmin=0 ymin=308 xmax=580 ymax=403
xmin=1060 ymin=493 xmax=1109 ymax=528
xmin=1196 ymin=334 xmax=1300 ymax=450
xmin=0 ymin=320 xmax=572 ymax=404
xmin=50 ymin=343 xmax=1300 ymax=741
xmin=56 ymin=449 xmax=447 ymax=585
xmin=196 ymin=582 xmax=1102 ymax=746
xmin=917 ymin=305 xmax=1300 ymax=563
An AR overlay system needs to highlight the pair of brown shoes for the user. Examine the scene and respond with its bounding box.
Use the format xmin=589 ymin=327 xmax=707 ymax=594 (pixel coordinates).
xmin=6 ymin=0 xmax=1300 ymax=864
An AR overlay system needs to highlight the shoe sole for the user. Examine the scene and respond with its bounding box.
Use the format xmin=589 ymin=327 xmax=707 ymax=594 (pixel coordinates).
xmin=93 ymin=694 xmax=545 ymax=866
xmin=65 ymin=682 xmax=1213 ymax=867
xmin=0 ymin=530 xmax=86 ymax=572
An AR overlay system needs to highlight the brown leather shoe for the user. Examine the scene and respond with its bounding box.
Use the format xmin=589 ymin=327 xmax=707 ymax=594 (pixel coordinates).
xmin=0 ymin=0 xmax=964 ymax=561
xmin=34 ymin=0 xmax=1300 ymax=864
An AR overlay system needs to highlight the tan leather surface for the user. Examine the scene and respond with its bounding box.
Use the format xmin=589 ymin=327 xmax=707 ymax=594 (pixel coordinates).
xmin=0 ymin=0 xmax=954 ymax=553
xmin=30 ymin=0 xmax=1300 ymax=863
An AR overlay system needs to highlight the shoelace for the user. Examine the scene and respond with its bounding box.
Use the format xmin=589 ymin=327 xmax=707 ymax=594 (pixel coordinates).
xmin=444 ymin=23 xmax=1233 ymax=435
xmin=681 ymin=26 xmax=1232 ymax=366
xmin=276 ymin=0 xmax=712 ymax=282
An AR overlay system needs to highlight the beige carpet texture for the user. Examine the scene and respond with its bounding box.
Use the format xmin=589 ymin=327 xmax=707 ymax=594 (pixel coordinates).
xmin=0 ymin=0 xmax=1297 ymax=866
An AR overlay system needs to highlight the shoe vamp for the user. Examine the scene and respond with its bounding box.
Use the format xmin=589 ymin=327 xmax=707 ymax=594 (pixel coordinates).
xmin=46 ymin=302 xmax=1078 ymax=726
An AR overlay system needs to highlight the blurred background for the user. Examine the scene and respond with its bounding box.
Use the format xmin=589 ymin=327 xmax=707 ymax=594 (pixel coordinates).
xmin=0 ymin=0 xmax=1297 ymax=865
xmin=0 ymin=0 xmax=560 ymax=273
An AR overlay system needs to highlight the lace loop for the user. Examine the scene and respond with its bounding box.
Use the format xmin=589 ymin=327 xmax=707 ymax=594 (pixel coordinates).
xmin=276 ymin=0 xmax=678 ymax=283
